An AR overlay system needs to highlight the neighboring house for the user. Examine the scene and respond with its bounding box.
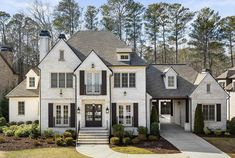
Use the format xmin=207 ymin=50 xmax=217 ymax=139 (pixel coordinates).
xmin=216 ymin=67 xmax=235 ymax=120
xmin=0 ymin=47 xmax=18 ymax=99
xmin=6 ymin=30 xmax=228 ymax=144
xmin=147 ymin=65 xmax=228 ymax=131
xmin=6 ymin=68 xmax=39 ymax=122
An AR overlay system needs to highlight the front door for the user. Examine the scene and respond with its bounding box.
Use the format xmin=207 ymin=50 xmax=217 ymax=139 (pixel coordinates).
xmin=85 ymin=104 xmax=102 ymax=127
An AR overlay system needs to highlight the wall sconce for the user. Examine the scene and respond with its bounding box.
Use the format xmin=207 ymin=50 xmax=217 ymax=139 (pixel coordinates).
xmin=123 ymin=91 xmax=127 ymax=96
xmin=164 ymin=101 xmax=167 ymax=105
xmin=60 ymin=89 xmax=63 ymax=96
xmin=106 ymin=107 xmax=109 ymax=113
xmin=91 ymin=63 xmax=95 ymax=68
xmin=77 ymin=107 xmax=80 ymax=113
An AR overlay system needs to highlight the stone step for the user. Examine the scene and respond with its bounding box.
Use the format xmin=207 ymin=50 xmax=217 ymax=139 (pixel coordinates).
xmin=77 ymin=138 xmax=109 ymax=144
xmin=79 ymin=130 xmax=109 ymax=135
xmin=78 ymin=135 xmax=109 ymax=139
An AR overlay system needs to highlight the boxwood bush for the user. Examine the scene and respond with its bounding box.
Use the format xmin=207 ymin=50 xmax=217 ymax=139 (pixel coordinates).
xmin=65 ymin=137 xmax=74 ymax=146
xmin=110 ymin=137 xmax=120 ymax=145
xmin=0 ymin=117 xmax=7 ymax=126
xmin=112 ymin=124 xmax=124 ymax=138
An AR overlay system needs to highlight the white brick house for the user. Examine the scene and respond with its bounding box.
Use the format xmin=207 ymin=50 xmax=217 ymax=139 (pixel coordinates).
xmin=6 ymin=30 xmax=228 ymax=143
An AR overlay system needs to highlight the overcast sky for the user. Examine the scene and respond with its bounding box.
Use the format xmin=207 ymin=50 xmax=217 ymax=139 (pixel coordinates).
xmin=0 ymin=0 xmax=234 ymax=17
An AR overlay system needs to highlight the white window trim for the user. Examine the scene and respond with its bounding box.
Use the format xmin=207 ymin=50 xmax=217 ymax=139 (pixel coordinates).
xmin=166 ymin=75 xmax=177 ymax=89
xmin=114 ymin=72 xmax=136 ymax=88
xmin=85 ymin=71 xmax=102 ymax=94
xmin=202 ymin=104 xmax=216 ymax=122
xmin=53 ymin=104 xmax=70 ymax=127
xmin=117 ymin=54 xmax=130 ymax=61
xmin=50 ymin=73 xmax=73 ymax=89
xmin=29 ymin=77 xmax=35 ymax=88
xmin=117 ymin=104 xmax=133 ymax=127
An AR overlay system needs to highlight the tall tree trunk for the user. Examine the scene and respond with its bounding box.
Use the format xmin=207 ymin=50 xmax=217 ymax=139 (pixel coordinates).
xmin=133 ymin=16 xmax=136 ymax=53
xmin=163 ymin=25 xmax=167 ymax=63
xmin=205 ymin=38 xmax=209 ymax=70
xmin=154 ymin=34 xmax=157 ymax=64
xmin=175 ymin=29 xmax=178 ymax=64
xmin=230 ymin=34 xmax=233 ymax=67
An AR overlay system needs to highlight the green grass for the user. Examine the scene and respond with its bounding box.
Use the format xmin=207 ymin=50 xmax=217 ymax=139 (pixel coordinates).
xmin=204 ymin=137 xmax=235 ymax=158
xmin=1 ymin=148 xmax=88 ymax=158
xmin=111 ymin=146 xmax=155 ymax=154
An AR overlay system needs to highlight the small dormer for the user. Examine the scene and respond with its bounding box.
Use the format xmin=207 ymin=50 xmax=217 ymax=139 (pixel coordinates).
xmin=26 ymin=69 xmax=40 ymax=89
xmin=162 ymin=67 xmax=178 ymax=89
xmin=116 ymin=48 xmax=132 ymax=61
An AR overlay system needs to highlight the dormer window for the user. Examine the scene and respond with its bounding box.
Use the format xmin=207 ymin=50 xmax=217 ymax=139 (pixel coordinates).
xmin=121 ymin=55 xmax=129 ymax=60
xmin=168 ymin=76 xmax=175 ymax=87
xmin=118 ymin=54 xmax=130 ymax=61
xmin=29 ymin=77 xmax=35 ymax=87
xmin=59 ymin=50 xmax=64 ymax=61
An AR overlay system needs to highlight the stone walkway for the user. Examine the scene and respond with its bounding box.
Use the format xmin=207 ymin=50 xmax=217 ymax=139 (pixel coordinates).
xmin=160 ymin=118 xmax=230 ymax=158
xmin=76 ymin=144 xmax=187 ymax=158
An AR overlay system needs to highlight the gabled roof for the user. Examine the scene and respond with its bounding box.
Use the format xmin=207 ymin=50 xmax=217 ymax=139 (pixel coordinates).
xmin=217 ymin=67 xmax=235 ymax=79
xmin=6 ymin=79 xmax=39 ymax=98
xmin=147 ymin=64 xmax=198 ymax=98
xmin=67 ymin=31 xmax=146 ymax=66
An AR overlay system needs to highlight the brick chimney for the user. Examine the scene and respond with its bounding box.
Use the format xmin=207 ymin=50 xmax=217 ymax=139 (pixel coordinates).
xmin=39 ymin=30 xmax=51 ymax=62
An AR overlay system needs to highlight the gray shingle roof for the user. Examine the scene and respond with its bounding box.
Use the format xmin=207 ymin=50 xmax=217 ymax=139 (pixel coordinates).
xmin=67 ymin=31 xmax=146 ymax=66
xmin=217 ymin=67 xmax=235 ymax=79
xmin=147 ymin=64 xmax=199 ymax=98
xmin=6 ymin=79 xmax=39 ymax=98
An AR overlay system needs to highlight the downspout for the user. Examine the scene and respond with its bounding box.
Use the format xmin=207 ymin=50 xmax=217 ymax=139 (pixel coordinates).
xmin=228 ymin=92 xmax=230 ymax=120
xmin=109 ymin=71 xmax=113 ymax=136
xmin=39 ymin=68 xmax=42 ymax=134
xmin=145 ymin=67 xmax=148 ymax=129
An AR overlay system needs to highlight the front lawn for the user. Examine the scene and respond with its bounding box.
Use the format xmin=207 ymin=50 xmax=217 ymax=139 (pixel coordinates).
xmin=112 ymin=146 xmax=154 ymax=154
xmin=1 ymin=148 xmax=88 ymax=158
xmin=203 ymin=137 xmax=235 ymax=158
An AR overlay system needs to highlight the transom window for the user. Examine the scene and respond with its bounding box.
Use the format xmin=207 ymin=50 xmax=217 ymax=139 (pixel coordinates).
xmin=86 ymin=72 xmax=101 ymax=94
xmin=117 ymin=104 xmax=133 ymax=126
xmin=29 ymin=77 xmax=35 ymax=87
xmin=51 ymin=73 xmax=73 ymax=88
xmin=203 ymin=104 xmax=215 ymax=121
xmin=114 ymin=73 xmax=136 ymax=88
xmin=18 ymin=102 xmax=25 ymax=115
xmin=55 ymin=105 xmax=69 ymax=126
xmin=168 ymin=76 xmax=175 ymax=87
xmin=59 ymin=50 xmax=64 ymax=61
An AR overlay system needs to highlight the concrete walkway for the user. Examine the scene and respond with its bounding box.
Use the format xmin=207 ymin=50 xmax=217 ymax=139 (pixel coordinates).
xmin=76 ymin=144 xmax=187 ymax=158
xmin=160 ymin=118 xmax=230 ymax=158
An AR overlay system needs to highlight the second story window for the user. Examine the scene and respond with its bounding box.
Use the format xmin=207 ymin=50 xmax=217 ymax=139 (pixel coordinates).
xmin=207 ymin=84 xmax=211 ymax=93
xmin=59 ymin=50 xmax=65 ymax=61
xmin=51 ymin=73 xmax=73 ymax=88
xmin=29 ymin=77 xmax=35 ymax=87
xmin=168 ymin=76 xmax=175 ymax=87
xmin=86 ymin=72 xmax=101 ymax=94
xmin=114 ymin=73 xmax=136 ymax=88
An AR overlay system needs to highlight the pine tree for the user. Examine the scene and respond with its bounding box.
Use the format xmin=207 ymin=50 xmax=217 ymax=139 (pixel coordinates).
xmin=84 ymin=5 xmax=99 ymax=30
xmin=0 ymin=11 xmax=10 ymax=45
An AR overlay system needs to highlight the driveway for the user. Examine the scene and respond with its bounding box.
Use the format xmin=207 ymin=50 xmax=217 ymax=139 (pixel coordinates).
xmin=160 ymin=117 xmax=230 ymax=158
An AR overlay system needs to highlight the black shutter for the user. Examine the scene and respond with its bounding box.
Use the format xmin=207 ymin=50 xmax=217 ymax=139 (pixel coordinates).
xmin=48 ymin=103 xmax=54 ymax=127
xmin=101 ymin=71 xmax=107 ymax=95
xmin=216 ymin=104 xmax=221 ymax=122
xmin=80 ymin=71 xmax=85 ymax=95
xmin=170 ymin=100 xmax=173 ymax=116
xmin=70 ymin=103 xmax=75 ymax=127
xmin=133 ymin=103 xmax=138 ymax=127
xmin=112 ymin=103 xmax=117 ymax=125
xmin=185 ymin=99 xmax=189 ymax=123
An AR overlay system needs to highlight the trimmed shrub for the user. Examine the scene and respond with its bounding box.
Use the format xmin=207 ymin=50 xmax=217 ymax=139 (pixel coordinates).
xmin=194 ymin=105 xmax=204 ymax=134
xmin=224 ymin=132 xmax=231 ymax=136
xmin=0 ymin=136 xmax=6 ymax=144
xmin=17 ymin=121 xmax=24 ymax=125
xmin=56 ymin=138 xmax=65 ymax=146
xmin=46 ymin=138 xmax=55 ymax=144
xmin=214 ymin=129 xmax=222 ymax=136
xmin=204 ymin=127 xmax=212 ymax=135
xmin=227 ymin=118 xmax=235 ymax=135
xmin=137 ymin=126 xmax=147 ymax=136
xmin=112 ymin=124 xmax=124 ymax=138
xmin=43 ymin=129 xmax=54 ymax=138
xmin=131 ymin=137 xmax=140 ymax=144
xmin=148 ymin=135 xmax=158 ymax=141
xmin=122 ymin=137 xmax=131 ymax=145
xmin=54 ymin=133 xmax=62 ymax=139
xmin=0 ymin=117 xmax=7 ymax=126
xmin=30 ymin=124 xmax=40 ymax=139
xmin=26 ymin=121 xmax=32 ymax=125
xmin=34 ymin=120 xmax=39 ymax=124
xmin=63 ymin=132 xmax=72 ymax=138
xmin=110 ymin=137 xmax=120 ymax=145
xmin=137 ymin=134 xmax=147 ymax=141
xmin=15 ymin=128 xmax=30 ymax=137
xmin=9 ymin=122 xmax=17 ymax=126
xmin=5 ymin=130 xmax=14 ymax=137
xmin=0 ymin=126 xmax=6 ymax=133
xmin=65 ymin=129 xmax=76 ymax=139
xmin=65 ymin=137 xmax=74 ymax=146
xmin=150 ymin=122 xmax=159 ymax=136
xmin=150 ymin=105 xmax=159 ymax=124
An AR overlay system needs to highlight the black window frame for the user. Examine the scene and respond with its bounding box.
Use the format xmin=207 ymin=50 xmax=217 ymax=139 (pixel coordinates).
xmin=18 ymin=101 xmax=25 ymax=115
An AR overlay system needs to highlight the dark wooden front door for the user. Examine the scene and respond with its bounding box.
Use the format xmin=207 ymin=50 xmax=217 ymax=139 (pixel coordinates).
xmin=85 ymin=104 xmax=102 ymax=127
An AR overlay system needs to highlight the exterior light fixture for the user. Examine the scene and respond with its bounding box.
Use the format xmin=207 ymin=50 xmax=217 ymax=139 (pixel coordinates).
xmin=124 ymin=91 xmax=127 ymax=96
xmin=106 ymin=107 xmax=109 ymax=113
xmin=164 ymin=101 xmax=167 ymax=105
xmin=77 ymin=107 xmax=80 ymax=113
xmin=91 ymin=63 xmax=95 ymax=68
xmin=60 ymin=89 xmax=63 ymax=96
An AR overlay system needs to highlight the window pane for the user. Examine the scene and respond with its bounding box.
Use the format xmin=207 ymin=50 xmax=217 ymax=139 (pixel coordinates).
xmin=66 ymin=73 xmax=73 ymax=88
xmin=94 ymin=73 xmax=100 ymax=92
xmin=114 ymin=73 xmax=120 ymax=87
xmin=168 ymin=76 xmax=175 ymax=87
xmin=51 ymin=73 xmax=58 ymax=88
xmin=118 ymin=106 xmax=124 ymax=124
xmin=56 ymin=105 xmax=61 ymax=124
xmin=129 ymin=73 xmax=136 ymax=87
xmin=207 ymin=84 xmax=211 ymax=93
xmin=87 ymin=73 xmax=92 ymax=93
xmin=59 ymin=50 xmax=64 ymax=61
xmin=59 ymin=73 xmax=65 ymax=88
xmin=122 ymin=73 xmax=128 ymax=87
xmin=121 ymin=55 xmax=129 ymax=59
xmin=18 ymin=102 xmax=25 ymax=115
xmin=209 ymin=105 xmax=215 ymax=121
xmin=63 ymin=105 xmax=69 ymax=124
xmin=29 ymin=77 xmax=35 ymax=87
xmin=203 ymin=105 xmax=208 ymax=121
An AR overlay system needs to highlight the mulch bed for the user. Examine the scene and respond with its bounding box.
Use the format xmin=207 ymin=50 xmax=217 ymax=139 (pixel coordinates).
xmin=0 ymin=134 xmax=57 ymax=151
xmin=134 ymin=137 xmax=180 ymax=154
